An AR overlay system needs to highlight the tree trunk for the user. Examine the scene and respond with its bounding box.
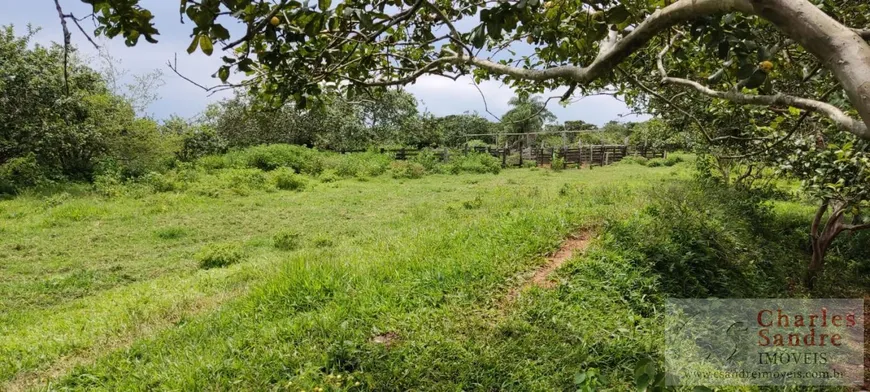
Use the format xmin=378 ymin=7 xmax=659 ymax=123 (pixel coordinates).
xmin=806 ymin=234 xmax=828 ymax=290
xmin=805 ymin=199 xmax=849 ymax=289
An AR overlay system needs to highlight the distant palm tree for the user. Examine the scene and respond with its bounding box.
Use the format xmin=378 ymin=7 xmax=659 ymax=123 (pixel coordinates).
xmin=501 ymin=95 xmax=556 ymax=148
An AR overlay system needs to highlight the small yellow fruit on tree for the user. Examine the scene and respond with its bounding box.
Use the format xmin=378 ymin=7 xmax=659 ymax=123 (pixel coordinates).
xmin=759 ymin=60 xmax=774 ymax=72
xmin=270 ymin=16 xmax=280 ymax=26
xmin=527 ymin=36 xmax=534 ymax=44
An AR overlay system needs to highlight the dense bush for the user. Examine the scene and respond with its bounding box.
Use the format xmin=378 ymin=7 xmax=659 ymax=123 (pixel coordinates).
xmin=323 ymin=150 xmax=392 ymax=178
xmin=229 ymin=144 xmax=324 ymax=174
xmin=389 ymin=161 xmax=426 ymax=179
xmin=142 ymin=172 xmax=179 ymax=193
xmin=443 ymin=153 xmax=501 ymax=175
xmin=602 ymin=181 xmax=797 ymax=297
xmin=177 ymin=127 xmax=228 ymax=162
xmin=551 ymin=156 xmax=566 ymax=171
xmin=195 ymin=155 xmax=229 ymax=171
xmin=0 ymin=154 xmax=45 ymax=194
xmin=409 ymin=148 xmax=444 ymax=172
xmin=618 ymin=156 xmax=649 ymax=166
xmin=270 ymin=168 xmax=307 ymax=191
xmin=1 ymin=27 xmax=176 ymax=186
xmin=196 ymin=243 xmax=245 ymax=269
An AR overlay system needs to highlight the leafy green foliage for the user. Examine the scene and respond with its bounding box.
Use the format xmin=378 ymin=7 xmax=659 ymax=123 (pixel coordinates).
xmin=270 ymin=167 xmax=307 ymax=191
xmin=230 ymin=144 xmax=324 ymax=175
xmin=443 ymin=153 xmax=501 ymax=175
xmin=0 ymin=26 xmax=175 ymax=189
xmin=172 ymin=116 xmax=228 ymax=162
xmin=607 ymin=181 xmax=793 ymax=297
xmin=0 ymin=154 xmax=45 ymax=194
xmin=550 ymin=155 xmax=566 ymax=171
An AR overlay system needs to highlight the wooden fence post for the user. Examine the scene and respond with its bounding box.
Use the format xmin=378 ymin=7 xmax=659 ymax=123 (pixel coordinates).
xmin=519 ymin=140 xmax=524 ymax=167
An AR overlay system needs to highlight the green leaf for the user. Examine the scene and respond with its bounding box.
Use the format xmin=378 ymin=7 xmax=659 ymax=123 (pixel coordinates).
xmin=218 ymin=66 xmax=229 ymax=82
xmin=471 ymin=25 xmax=486 ymax=48
xmin=212 ymin=24 xmax=230 ymax=40
xmin=717 ymin=41 xmax=730 ymax=60
xmin=605 ymin=5 xmax=630 ymax=24
xmin=319 ymin=0 xmax=331 ymax=10
xmin=200 ymin=35 xmax=214 ymax=55
xmin=186 ymin=35 xmax=200 ymax=54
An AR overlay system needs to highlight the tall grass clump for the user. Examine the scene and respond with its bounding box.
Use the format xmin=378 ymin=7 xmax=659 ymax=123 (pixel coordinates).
xmin=196 ymin=243 xmax=244 ymax=269
xmin=602 ymin=180 xmax=798 ymax=297
xmin=273 ymin=230 xmax=301 ymax=251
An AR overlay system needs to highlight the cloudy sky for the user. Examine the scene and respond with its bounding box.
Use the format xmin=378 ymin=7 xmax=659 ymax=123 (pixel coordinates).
xmin=3 ymin=1 xmax=646 ymax=125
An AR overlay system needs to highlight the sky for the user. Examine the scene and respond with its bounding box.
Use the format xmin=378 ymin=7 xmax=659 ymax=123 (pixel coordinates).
xmin=2 ymin=1 xmax=647 ymax=126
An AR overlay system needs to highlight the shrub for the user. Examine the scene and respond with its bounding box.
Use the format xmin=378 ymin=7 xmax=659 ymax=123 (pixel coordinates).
xmin=196 ymin=243 xmax=244 ymax=269
xmin=196 ymin=154 xmax=228 ymax=171
xmin=325 ymin=151 xmax=392 ymax=178
xmin=551 ymin=156 xmax=566 ymax=171
xmin=218 ymin=168 xmax=269 ymax=191
xmin=319 ymin=169 xmax=340 ymax=183
xmin=0 ymin=154 xmax=45 ymax=194
xmin=663 ymin=155 xmax=684 ymax=166
xmin=646 ymin=158 xmax=665 ymax=167
xmin=270 ymin=168 xmax=307 ymax=191
xmin=603 ymin=181 xmax=783 ymax=297
xmin=410 ymin=148 xmax=443 ymax=173
xmin=92 ymin=171 xmax=126 ymax=198
xmin=177 ymin=128 xmax=227 ymax=162
xmin=142 ymin=172 xmax=178 ymax=193
xmin=389 ymin=161 xmax=426 ymax=179
xmin=273 ymin=230 xmax=300 ymax=251
xmin=620 ymin=156 xmax=649 ymax=166
xmin=443 ymin=153 xmax=501 ymax=175
xmin=233 ymin=144 xmax=323 ymax=175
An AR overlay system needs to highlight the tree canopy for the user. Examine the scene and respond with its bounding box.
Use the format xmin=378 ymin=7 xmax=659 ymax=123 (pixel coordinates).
xmin=52 ymin=0 xmax=870 ymax=143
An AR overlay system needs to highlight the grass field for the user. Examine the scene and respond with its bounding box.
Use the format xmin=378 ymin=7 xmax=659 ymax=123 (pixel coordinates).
xmin=2 ymin=158 xmax=860 ymax=391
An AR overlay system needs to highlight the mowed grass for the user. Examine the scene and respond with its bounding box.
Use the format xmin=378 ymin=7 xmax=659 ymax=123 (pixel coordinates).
xmin=0 ymin=163 xmax=687 ymax=390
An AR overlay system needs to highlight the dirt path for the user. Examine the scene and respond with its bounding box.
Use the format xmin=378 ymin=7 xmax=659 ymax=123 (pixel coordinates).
xmin=500 ymin=230 xmax=593 ymax=307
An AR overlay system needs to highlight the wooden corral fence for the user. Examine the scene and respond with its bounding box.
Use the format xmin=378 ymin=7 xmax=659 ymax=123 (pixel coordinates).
xmin=470 ymin=145 xmax=666 ymax=168
xmin=534 ymin=145 xmax=665 ymax=167
xmin=340 ymin=145 xmax=666 ymax=168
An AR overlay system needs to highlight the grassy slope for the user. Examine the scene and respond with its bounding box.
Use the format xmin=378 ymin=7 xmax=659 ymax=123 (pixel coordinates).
xmin=0 ymin=164 xmax=685 ymax=390
xmin=7 ymin=159 xmax=851 ymax=391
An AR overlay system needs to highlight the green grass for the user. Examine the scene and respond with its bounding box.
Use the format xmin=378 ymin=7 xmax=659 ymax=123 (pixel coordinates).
xmin=2 ymin=157 xmax=854 ymax=391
